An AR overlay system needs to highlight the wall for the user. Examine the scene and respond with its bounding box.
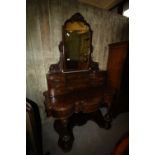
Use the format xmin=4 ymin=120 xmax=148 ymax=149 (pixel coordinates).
xmin=26 ymin=0 xmax=129 ymax=122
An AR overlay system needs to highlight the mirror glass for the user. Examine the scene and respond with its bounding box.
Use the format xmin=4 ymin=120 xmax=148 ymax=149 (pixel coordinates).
xmin=64 ymin=21 xmax=91 ymax=70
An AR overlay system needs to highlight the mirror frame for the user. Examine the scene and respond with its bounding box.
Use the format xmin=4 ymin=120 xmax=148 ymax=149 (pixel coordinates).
xmin=49 ymin=13 xmax=99 ymax=73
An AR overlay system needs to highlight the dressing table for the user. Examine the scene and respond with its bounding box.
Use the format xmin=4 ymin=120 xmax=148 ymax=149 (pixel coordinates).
xmin=43 ymin=13 xmax=126 ymax=152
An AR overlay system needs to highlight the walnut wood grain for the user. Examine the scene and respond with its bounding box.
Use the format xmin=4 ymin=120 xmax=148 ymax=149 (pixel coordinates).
xmin=43 ymin=85 xmax=107 ymax=119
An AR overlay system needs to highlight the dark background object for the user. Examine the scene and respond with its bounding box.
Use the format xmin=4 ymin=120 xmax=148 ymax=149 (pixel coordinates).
xmin=26 ymin=98 xmax=43 ymax=155
xmin=107 ymin=42 xmax=129 ymax=117
xmin=106 ymin=41 xmax=128 ymax=93
xmin=112 ymin=133 xmax=129 ymax=155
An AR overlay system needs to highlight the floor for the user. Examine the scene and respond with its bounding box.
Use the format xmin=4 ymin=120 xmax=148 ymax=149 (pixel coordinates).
xmin=42 ymin=108 xmax=129 ymax=155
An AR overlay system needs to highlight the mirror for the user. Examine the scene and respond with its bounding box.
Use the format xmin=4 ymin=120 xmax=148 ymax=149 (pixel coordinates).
xmin=49 ymin=13 xmax=99 ymax=73
xmin=63 ymin=13 xmax=92 ymax=71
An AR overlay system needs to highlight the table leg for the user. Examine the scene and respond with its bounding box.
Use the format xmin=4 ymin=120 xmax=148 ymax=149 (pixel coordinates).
xmin=54 ymin=119 xmax=74 ymax=152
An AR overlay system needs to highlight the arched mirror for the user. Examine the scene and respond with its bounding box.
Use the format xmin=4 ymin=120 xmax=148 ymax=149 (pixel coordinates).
xmin=63 ymin=13 xmax=92 ymax=71
xmin=49 ymin=13 xmax=99 ymax=73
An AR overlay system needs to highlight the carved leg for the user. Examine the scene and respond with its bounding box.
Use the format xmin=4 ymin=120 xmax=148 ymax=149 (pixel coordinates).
xmin=90 ymin=110 xmax=106 ymax=128
xmin=70 ymin=112 xmax=88 ymax=127
xmin=89 ymin=109 xmax=112 ymax=129
xmin=54 ymin=119 xmax=74 ymax=152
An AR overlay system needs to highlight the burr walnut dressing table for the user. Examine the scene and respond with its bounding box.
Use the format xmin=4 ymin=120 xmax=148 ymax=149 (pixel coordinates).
xmin=43 ymin=13 xmax=127 ymax=152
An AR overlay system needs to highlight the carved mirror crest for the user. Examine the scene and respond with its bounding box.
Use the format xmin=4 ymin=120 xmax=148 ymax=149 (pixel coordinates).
xmin=49 ymin=13 xmax=99 ymax=73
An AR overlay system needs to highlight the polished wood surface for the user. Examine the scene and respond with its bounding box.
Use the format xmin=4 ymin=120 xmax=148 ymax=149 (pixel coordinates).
xmin=44 ymin=68 xmax=107 ymax=119
xmin=47 ymin=71 xmax=106 ymax=97
xmin=44 ymin=85 xmax=106 ymax=119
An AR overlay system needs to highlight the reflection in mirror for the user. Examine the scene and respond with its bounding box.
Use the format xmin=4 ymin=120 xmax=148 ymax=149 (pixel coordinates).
xmin=64 ymin=20 xmax=91 ymax=70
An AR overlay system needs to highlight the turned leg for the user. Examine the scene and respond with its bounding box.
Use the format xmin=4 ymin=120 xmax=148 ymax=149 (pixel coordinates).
xmin=54 ymin=119 xmax=74 ymax=152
